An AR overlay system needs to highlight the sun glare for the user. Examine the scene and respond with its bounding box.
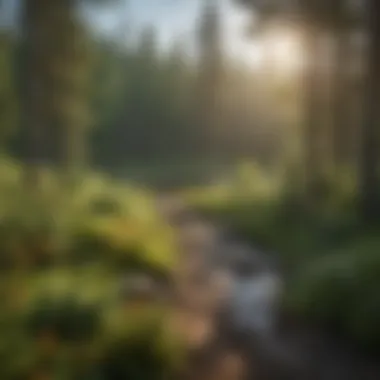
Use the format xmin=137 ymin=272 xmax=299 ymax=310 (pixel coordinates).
xmin=246 ymin=42 xmax=265 ymax=69
xmin=269 ymin=32 xmax=303 ymax=72
xmin=243 ymin=27 xmax=303 ymax=74
xmin=265 ymin=28 xmax=303 ymax=74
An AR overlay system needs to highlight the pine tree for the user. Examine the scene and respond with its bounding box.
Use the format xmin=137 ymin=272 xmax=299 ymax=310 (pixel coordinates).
xmin=21 ymin=0 xmax=93 ymax=185
xmin=237 ymin=0 xmax=333 ymax=206
xmin=196 ymin=0 xmax=224 ymax=160
xmin=359 ymin=0 xmax=380 ymax=222
xmin=20 ymin=0 xmax=49 ymax=187
xmin=0 ymin=31 xmax=17 ymax=153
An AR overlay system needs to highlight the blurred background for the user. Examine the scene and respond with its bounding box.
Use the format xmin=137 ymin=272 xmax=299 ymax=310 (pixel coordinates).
xmin=0 ymin=0 xmax=379 ymax=379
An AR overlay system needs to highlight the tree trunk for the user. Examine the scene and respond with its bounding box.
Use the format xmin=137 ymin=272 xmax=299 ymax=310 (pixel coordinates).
xmin=21 ymin=0 xmax=48 ymax=188
xmin=332 ymin=28 xmax=350 ymax=170
xmin=359 ymin=0 xmax=380 ymax=222
xmin=303 ymin=23 xmax=326 ymax=208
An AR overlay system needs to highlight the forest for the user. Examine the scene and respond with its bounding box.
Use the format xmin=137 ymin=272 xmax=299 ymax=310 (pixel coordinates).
xmin=0 ymin=0 xmax=380 ymax=379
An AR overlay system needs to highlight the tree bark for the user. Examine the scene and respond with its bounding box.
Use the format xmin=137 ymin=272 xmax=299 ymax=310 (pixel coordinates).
xmin=21 ymin=0 xmax=48 ymax=188
xmin=332 ymin=28 xmax=350 ymax=169
xmin=359 ymin=0 xmax=380 ymax=222
xmin=302 ymin=23 xmax=326 ymax=208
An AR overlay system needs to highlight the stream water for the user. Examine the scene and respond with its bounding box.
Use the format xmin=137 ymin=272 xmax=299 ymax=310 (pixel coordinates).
xmin=157 ymin=195 xmax=380 ymax=380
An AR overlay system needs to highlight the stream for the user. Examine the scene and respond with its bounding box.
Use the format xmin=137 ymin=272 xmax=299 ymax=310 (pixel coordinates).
xmin=157 ymin=195 xmax=380 ymax=380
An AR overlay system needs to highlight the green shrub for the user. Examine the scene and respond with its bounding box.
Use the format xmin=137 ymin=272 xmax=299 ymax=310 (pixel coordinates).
xmin=101 ymin=331 xmax=170 ymax=380
xmin=27 ymin=295 xmax=101 ymax=344
xmin=0 ymin=158 xmax=183 ymax=379
xmin=68 ymin=229 xmax=112 ymax=264
xmin=0 ymin=219 xmax=56 ymax=271
xmin=286 ymin=240 xmax=380 ymax=350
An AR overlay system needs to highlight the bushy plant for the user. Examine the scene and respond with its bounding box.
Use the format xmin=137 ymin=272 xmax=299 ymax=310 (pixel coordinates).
xmin=286 ymin=239 xmax=380 ymax=350
xmin=27 ymin=295 xmax=101 ymax=344
xmin=0 ymin=159 xmax=183 ymax=379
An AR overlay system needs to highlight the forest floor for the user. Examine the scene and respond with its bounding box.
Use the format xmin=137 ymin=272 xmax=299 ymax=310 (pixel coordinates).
xmin=158 ymin=195 xmax=380 ymax=380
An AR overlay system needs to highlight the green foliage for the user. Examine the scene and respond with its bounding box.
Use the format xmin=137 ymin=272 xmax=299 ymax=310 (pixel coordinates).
xmin=102 ymin=328 xmax=172 ymax=380
xmin=27 ymin=295 xmax=101 ymax=343
xmin=90 ymin=27 xmax=198 ymax=169
xmin=286 ymin=239 xmax=380 ymax=350
xmin=0 ymin=157 xmax=183 ymax=379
